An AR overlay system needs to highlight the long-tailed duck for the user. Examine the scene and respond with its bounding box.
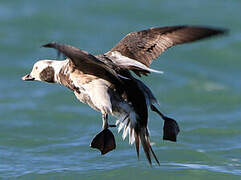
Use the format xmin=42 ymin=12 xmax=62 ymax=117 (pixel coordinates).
xmin=22 ymin=25 xmax=225 ymax=166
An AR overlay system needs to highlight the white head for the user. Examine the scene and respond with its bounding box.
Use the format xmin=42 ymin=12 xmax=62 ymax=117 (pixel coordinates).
xmin=22 ymin=60 xmax=63 ymax=83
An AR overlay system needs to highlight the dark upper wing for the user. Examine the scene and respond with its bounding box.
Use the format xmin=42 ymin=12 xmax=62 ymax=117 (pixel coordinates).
xmin=43 ymin=42 xmax=110 ymax=71
xmin=107 ymin=26 xmax=226 ymax=67
xmin=42 ymin=42 xmax=124 ymax=91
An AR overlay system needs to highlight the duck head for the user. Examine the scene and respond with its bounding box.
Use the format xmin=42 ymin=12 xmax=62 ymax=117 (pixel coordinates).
xmin=22 ymin=60 xmax=58 ymax=83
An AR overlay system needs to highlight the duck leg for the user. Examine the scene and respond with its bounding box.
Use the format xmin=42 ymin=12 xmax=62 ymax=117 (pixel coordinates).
xmin=90 ymin=114 xmax=116 ymax=155
xmin=150 ymin=104 xmax=180 ymax=142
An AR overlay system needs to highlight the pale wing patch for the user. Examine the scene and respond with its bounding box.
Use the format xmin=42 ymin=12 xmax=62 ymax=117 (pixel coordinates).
xmin=107 ymin=51 xmax=163 ymax=74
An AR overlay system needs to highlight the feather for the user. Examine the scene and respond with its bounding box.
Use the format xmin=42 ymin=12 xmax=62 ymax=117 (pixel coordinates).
xmin=108 ymin=26 xmax=227 ymax=67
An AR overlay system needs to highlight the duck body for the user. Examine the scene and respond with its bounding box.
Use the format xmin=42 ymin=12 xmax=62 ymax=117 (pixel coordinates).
xmin=53 ymin=57 xmax=158 ymax=162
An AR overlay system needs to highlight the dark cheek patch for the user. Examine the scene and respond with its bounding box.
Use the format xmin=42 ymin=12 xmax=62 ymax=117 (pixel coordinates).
xmin=39 ymin=66 xmax=55 ymax=83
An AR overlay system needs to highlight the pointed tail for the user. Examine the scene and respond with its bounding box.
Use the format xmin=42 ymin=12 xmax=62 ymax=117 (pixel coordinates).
xmin=117 ymin=77 xmax=160 ymax=166
xmin=116 ymin=112 xmax=160 ymax=166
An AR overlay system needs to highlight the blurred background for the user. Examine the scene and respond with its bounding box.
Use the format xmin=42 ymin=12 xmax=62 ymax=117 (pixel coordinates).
xmin=0 ymin=0 xmax=240 ymax=179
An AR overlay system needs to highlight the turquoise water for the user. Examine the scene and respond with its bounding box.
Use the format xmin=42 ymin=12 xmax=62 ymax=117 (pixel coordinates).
xmin=0 ymin=0 xmax=241 ymax=179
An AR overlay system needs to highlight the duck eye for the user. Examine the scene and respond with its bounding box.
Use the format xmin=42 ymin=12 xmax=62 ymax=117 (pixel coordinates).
xmin=35 ymin=66 xmax=38 ymax=70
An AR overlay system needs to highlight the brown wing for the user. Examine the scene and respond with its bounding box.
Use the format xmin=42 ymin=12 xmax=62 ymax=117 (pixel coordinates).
xmin=108 ymin=26 xmax=226 ymax=67
xmin=42 ymin=42 xmax=124 ymax=92
xmin=43 ymin=42 xmax=109 ymax=70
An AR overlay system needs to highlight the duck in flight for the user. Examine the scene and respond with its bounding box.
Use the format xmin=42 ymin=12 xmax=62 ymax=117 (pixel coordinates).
xmin=22 ymin=25 xmax=225 ymax=166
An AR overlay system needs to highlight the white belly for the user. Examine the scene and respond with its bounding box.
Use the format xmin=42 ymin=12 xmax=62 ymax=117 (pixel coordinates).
xmin=74 ymin=79 xmax=114 ymax=114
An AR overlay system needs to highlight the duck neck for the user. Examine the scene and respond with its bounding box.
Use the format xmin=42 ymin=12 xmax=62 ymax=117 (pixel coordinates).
xmin=53 ymin=59 xmax=69 ymax=84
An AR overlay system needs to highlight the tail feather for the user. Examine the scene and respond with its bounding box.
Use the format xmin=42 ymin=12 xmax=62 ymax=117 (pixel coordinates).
xmin=116 ymin=110 xmax=159 ymax=166
xmin=129 ymin=128 xmax=135 ymax=145
xmin=122 ymin=122 xmax=130 ymax=140
xmin=134 ymin=131 xmax=140 ymax=159
xmin=149 ymin=140 xmax=160 ymax=166
xmin=118 ymin=122 xmax=125 ymax=132
xmin=140 ymin=130 xmax=152 ymax=165
xmin=140 ymin=128 xmax=160 ymax=166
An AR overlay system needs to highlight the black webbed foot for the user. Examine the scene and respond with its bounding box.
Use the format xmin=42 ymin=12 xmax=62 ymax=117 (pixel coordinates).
xmin=163 ymin=116 xmax=180 ymax=142
xmin=90 ymin=128 xmax=116 ymax=155
xmin=150 ymin=104 xmax=180 ymax=142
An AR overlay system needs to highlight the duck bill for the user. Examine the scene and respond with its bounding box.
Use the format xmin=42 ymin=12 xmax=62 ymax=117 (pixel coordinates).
xmin=22 ymin=74 xmax=35 ymax=81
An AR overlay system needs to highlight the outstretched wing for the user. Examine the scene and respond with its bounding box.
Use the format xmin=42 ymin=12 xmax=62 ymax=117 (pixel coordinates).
xmin=43 ymin=42 xmax=112 ymax=73
xmin=42 ymin=42 xmax=124 ymax=91
xmin=106 ymin=26 xmax=226 ymax=67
